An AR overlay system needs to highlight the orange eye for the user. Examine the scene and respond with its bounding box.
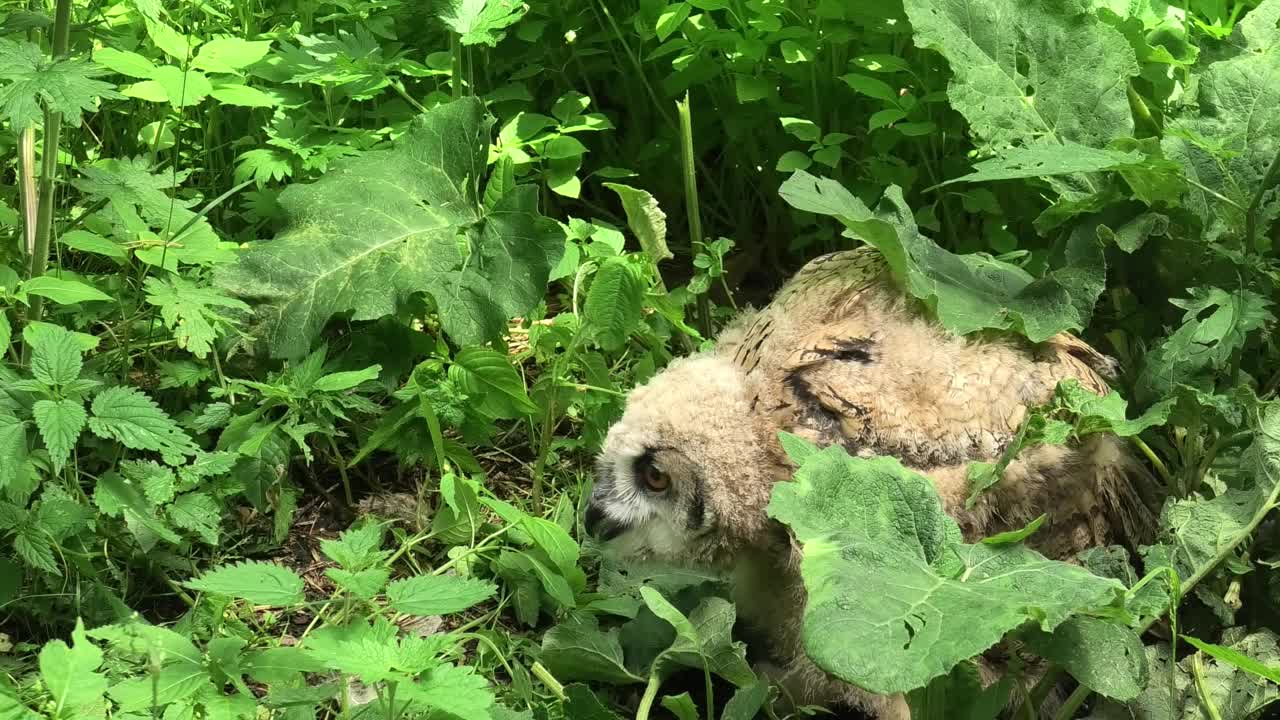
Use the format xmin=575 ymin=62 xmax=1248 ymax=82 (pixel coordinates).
xmin=641 ymin=463 xmax=670 ymax=492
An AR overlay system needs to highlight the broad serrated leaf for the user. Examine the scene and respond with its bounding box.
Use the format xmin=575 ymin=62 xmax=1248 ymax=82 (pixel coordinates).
xmin=39 ymin=619 xmax=106 ymax=720
xmin=168 ymin=492 xmax=220 ymax=545
xmin=399 ymin=663 xmax=495 ymax=719
xmin=185 ymin=561 xmax=304 ymax=606
xmin=326 ymin=567 xmax=390 ymax=600
xmin=319 ymin=521 xmax=389 ymax=570
xmin=88 ymin=386 xmax=197 ymax=463
xmin=584 ymin=257 xmax=644 ymax=351
xmin=767 ymin=445 xmax=1126 ymax=694
xmin=121 ymin=459 xmax=176 ymax=505
xmin=780 ymin=174 xmax=1105 ymax=341
xmin=902 ymin=0 xmax=1136 ymax=150
xmin=452 ymin=348 xmax=537 ymax=418
xmin=0 ymin=39 xmax=121 ymax=128
xmin=539 ymin=615 xmax=643 ymax=685
xmin=20 ymin=276 xmax=112 ymax=305
xmin=438 ymin=0 xmax=528 ymax=47
xmin=32 ymin=399 xmax=86 ymax=473
xmin=385 ymin=574 xmax=496 ymax=616
xmin=602 ymin=182 xmax=671 ymax=263
xmin=28 ymin=324 xmax=83 ymax=386
xmin=216 ymin=97 xmax=558 ymax=358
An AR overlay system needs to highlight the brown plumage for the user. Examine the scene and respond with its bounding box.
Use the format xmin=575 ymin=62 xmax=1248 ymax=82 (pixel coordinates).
xmin=585 ymin=248 xmax=1153 ymax=718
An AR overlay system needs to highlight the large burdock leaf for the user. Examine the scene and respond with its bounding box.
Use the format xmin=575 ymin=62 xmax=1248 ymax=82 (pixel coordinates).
xmin=902 ymin=0 xmax=1137 ymax=150
xmin=217 ymin=97 xmax=559 ymax=358
xmin=1162 ymin=0 xmax=1280 ymax=243
xmin=766 ymin=442 xmax=1128 ymax=695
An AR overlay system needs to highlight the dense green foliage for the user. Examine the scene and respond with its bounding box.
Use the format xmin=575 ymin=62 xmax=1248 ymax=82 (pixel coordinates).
xmin=1 ymin=0 xmax=1279 ymax=718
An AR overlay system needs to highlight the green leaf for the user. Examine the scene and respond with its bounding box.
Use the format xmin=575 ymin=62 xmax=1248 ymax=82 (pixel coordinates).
xmin=841 ymin=72 xmax=897 ymax=101
xmin=779 ymin=174 xmax=1105 ymax=342
xmin=216 ymin=97 xmax=558 ymax=358
xmin=88 ymin=386 xmax=198 ymax=464
xmin=319 ymin=521 xmax=389 ymax=570
xmin=326 ymin=568 xmax=390 ymax=600
xmin=766 ymin=446 xmax=1126 ymax=694
xmin=312 ymin=364 xmax=381 ymax=392
xmin=20 ymin=276 xmax=112 ymax=305
xmin=1183 ymin=635 xmax=1280 ymax=685
xmin=92 ymin=48 xmax=157 ymax=79
xmin=722 ymin=680 xmax=770 ymax=720
xmin=39 ymin=619 xmax=106 ymax=720
xmin=385 ymin=574 xmax=497 ymax=616
xmin=779 ymin=117 xmax=820 ymax=142
xmin=641 ymin=587 xmax=755 ymax=687
xmin=539 ymin=615 xmax=643 ymax=685
xmin=661 ymin=693 xmax=700 ymax=720
xmin=185 ymin=561 xmax=305 ymax=606
xmin=902 ymin=0 xmax=1137 ymax=149
xmin=452 ymin=348 xmax=537 ymax=418
xmin=942 ymin=143 xmax=1145 ymax=185
xmin=981 ymin=514 xmax=1045 ymax=545
xmin=168 ymin=492 xmax=221 ymax=545
xmin=775 ymin=150 xmax=812 ymax=173
xmin=0 ymin=39 xmax=121 ymax=128
xmin=584 ymin=257 xmax=644 ymax=351
xmin=192 ymin=38 xmax=273 ymax=73
xmin=438 ymin=0 xmax=528 ymax=47
xmin=399 ymin=663 xmax=496 ymax=719
xmin=602 ymin=182 xmax=671 ymax=263
xmin=29 ymin=324 xmax=83 ymax=386
xmin=148 ymin=64 xmax=212 ymax=107
xmin=656 ymin=3 xmax=691 ymax=40
xmin=563 ymin=685 xmax=625 ymax=720
xmin=32 ymin=399 xmax=86 ymax=473
xmin=1024 ymin=616 xmax=1147 ymax=700
xmin=23 ymin=321 xmax=98 ymax=352
xmin=58 ymin=229 xmax=126 ymax=259
xmin=208 ymin=78 xmax=278 ymax=107
xmin=144 ymin=275 xmax=249 ymax=358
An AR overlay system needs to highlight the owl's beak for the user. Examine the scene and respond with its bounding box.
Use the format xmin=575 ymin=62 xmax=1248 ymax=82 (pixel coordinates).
xmin=584 ymin=498 xmax=626 ymax=541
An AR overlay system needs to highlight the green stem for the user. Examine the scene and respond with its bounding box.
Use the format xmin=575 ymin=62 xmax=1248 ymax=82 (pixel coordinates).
xmin=532 ymin=661 xmax=567 ymax=702
xmin=676 ymin=93 xmax=711 ymax=338
xmin=1247 ymin=146 xmax=1280 ymax=254
xmin=324 ymin=433 xmax=355 ymax=506
xmin=22 ymin=0 xmax=73 ymax=359
xmin=1191 ymin=653 xmax=1224 ymax=720
xmin=634 ymin=674 xmax=662 ymax=720
xmin=451 ymin=33 xmax=464 ymax=97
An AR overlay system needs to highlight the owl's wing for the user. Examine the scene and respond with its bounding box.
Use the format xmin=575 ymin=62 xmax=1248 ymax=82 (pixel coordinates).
xmin=767 ymin=315 xmax=1121 ymax=467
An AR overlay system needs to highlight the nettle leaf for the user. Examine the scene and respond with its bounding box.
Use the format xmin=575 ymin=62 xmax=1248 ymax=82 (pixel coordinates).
xmin=539 ymin=615 xmax=643 ymax=685
xmin=186 ymin=561 xmax=305 ymax=606
xmin=399 ymin=663 xmax=496 ymax=719
xmin=168 ymin=492 xmax=220 ymax=545
xmin=903 ymin=0 xmax=1136 ymax=150
xmin=437 ymin=0 xmax=528 ymax=47
xmin=88 ymin=387 xmax=198 ymax=464
xmin=780 ymin=174 xmax=1105 ymax=342
xmin=39 ymin=619 xmax=107 ymax=719
xmin=767 ymin=445 xmax=1126 ymax=694
xmin=0 ymin=39 xmax=121 ymax=128
xmin=641 ymin=587 xmax=755 ymax=687
xmin=319 ymin=521 xmax=389 ymax=570
xmin=144 ymin=275 xmax=249 ymax=358
xmin=217 ymin=98 xmax=559 ymax=358
xmin=326 ymin=567 xmax=390 ymax=600
xmin=584 ymin=257 xmax=644 ymax=351
xmin=32 ymin=399 xmax=86 ymax=473
xmin=28 ymin=323 xmax=83 ymax=387
xmin=1163 ymin=1 xmax=1280 ymax=242
xmin=385 ymin=574 xmax=497 ymax=616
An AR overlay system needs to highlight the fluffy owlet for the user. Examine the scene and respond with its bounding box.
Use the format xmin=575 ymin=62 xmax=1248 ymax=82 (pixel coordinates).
xmin=585 ymin=247 xmax=1152 ymax=717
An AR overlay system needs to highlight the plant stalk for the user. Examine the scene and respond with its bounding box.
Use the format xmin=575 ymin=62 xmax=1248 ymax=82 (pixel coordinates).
xmin=676 ymin=93 xmax=712 ymax=337
xmin=1248 ymin=146 xmax=1280 ymax=253
xmin=22 ymin=0 xmax=73 ymax=359
xmin=634 ymin=674 xmax=662 ymax=720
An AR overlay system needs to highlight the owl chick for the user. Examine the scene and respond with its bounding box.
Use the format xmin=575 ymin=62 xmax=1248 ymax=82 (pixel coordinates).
xmin=585 ymin=248 xmax=1153 ymax=718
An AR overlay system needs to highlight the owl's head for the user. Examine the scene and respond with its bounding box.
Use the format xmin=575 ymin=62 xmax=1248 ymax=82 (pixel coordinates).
xmin=584 ymin=354 xmax=777 ymax=567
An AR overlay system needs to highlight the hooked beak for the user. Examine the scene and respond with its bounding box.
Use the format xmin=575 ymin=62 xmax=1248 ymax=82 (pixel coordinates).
xmin=584 ymin=497 xmax=627 ymax=541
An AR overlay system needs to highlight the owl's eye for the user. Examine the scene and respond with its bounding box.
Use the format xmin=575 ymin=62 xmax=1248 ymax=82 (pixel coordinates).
xmin=639 ymin=459 xmax=670 ymax=492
